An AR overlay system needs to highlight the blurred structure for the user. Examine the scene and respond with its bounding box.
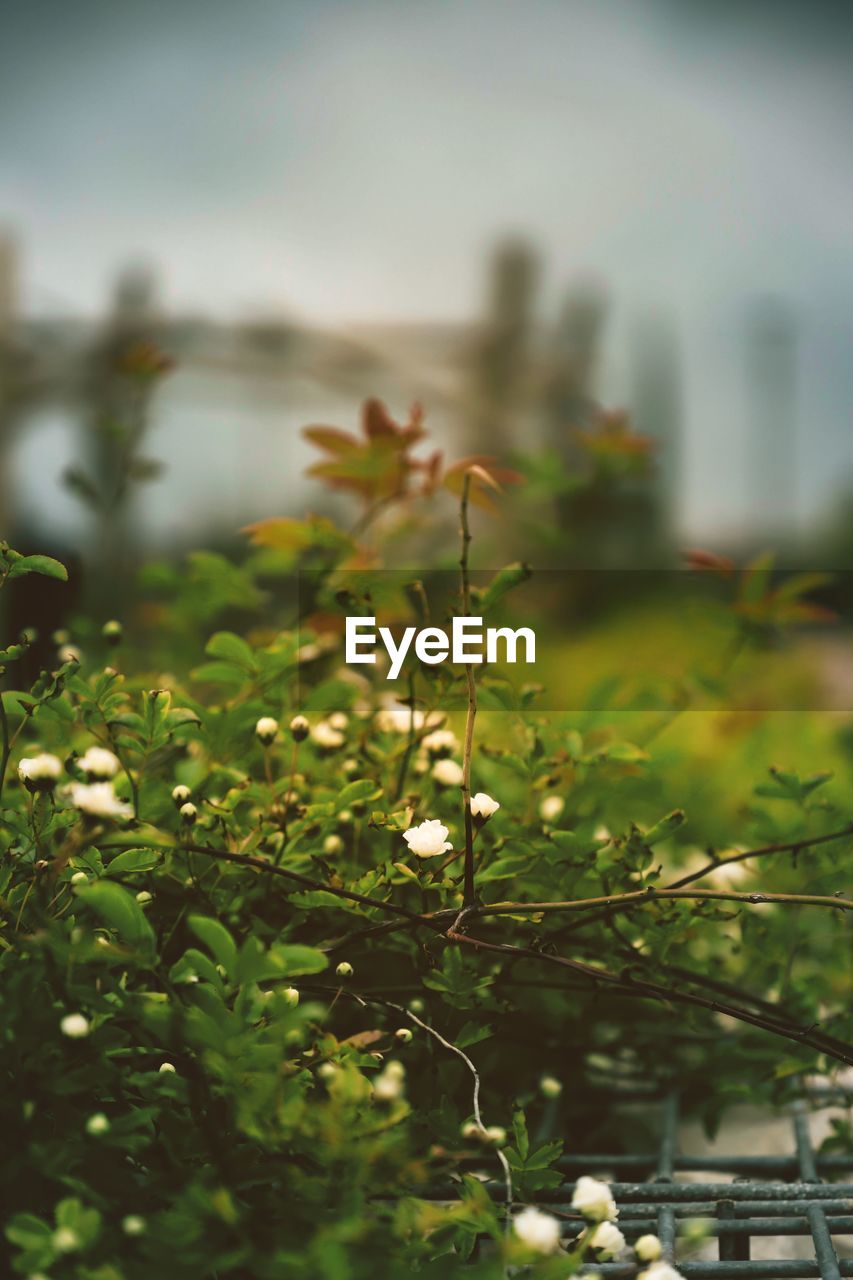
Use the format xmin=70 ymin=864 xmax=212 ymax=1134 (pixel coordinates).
xmin=630 ymin=306 xmax=682 ymax=540
xmin=465 ymin=239 xmax=538 ymax=454
xmin=745 ymin=297 xmax=799 ymax=542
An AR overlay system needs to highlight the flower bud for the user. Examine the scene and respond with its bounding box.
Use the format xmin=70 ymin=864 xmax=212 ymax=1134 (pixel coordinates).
xmin=70 ymin=871 xmax=88 ymax=885
xmin=135 ymin=890 xmax=153 ymax=905
xmin=122 ymin=1215 xmax=146 ymax=1237
xmin=158 ymin=1062 xmax=176 ymax=1074
xmin=255 ymin=716 xmax=279 ymax=745
xmin=282 ymin=986 xmax=300 ymax=1008
xmin=470 ymin=791 xmax=500 ymax=820
xmin=394 ymin=1027 xmax=413 ymax=1043
xmin=179 ymin=802 xmax=197 ymax=826
xmin=635 ymin=1235 xmax=663 ymax=1263
xmin=335 ymin=961 xmax=354 ymax=978
xmin=289 ymin=714 xmax=310 ymax=742
xmin=18 ymin=753 xmax=63 ymax=792
xmin=540 ymin=1075 xmax=563 ymax=1099
xmin=101 ymin=619 xmax=123 ymax=645
xmin=60 ymin=1012 xmax=90 ymax=1039
xmin=323 ymin=834 xmax=344 ymax=856
xmin=86 ymin=1112 xmax=110 ymax=1136
xmin=484 ymin=1124 xmax=506 ymax=1145
xmin=171 ymin=784 xmax=191 ymax=806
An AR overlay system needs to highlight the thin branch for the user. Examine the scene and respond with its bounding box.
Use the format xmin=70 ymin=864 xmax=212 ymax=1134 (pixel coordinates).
xmin=446 ymin=927 xmax=853 ymax=1067
xmin=665 ymin=824 xmax=853 ymax=890
xmin=467 ymin=887 xmax=853 ymax=920
xmin=459 ymin=471 xmax=477 ymax=909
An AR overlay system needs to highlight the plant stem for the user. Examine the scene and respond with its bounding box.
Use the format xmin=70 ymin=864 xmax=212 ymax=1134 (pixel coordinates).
xmin=468 ymin=887 xmax=853 ymax=919
xmin=0 ymin=690 xmax=10 ymax=806
xmin=459 ymin=471 xmax=477 ymax=908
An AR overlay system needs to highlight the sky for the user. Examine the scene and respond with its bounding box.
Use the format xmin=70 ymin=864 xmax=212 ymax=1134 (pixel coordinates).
xmin=3 ymin=0 xmax=853 ymax=536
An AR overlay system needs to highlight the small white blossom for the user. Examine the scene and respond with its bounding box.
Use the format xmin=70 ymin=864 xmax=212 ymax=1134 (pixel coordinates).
xmin=432 ymin=758 xmax=463 ymax=787
xmin=289 ymin=714 xmax=310 ymax=741
xmin=311 ymin=720 xmax=345 ymax=749
xmin=86 ymin=1112 xmax=110 ymax=1135
xmin=572 ymin=1175 xmax=618 ymax=1223
xmin=53 ymin=1226 xmax=81 ymax=1253
xmin=375 ymin=705 xmax=426 ymax=734
xmin=67 ymin=782 xmax=133 ymax=821
xmin=539 ymin=794 xmax=565 ymax=822
xmin=402 ymin=819 xmax=452 ymax=859
xmin=513 ymin=1206 xmax=562 ymax=1255
xmin=421 ymin=728 xmax=458 ymax=756
xmin=122 ymin=1215 xmax=147 ymax=1236
xmin=540 ymin=1075 xmax=563 ymax=1098
xmin=470 ymin=791 xmax=500 ymax=818
xmin=590 ymin=1221 xmax=627 ymax=1259
xmin=60 ymin=1013 xmax=90 ymax=1039
xmin=255 ymin=716 xmax=279 ymax=745
xmin=635 ymin=1235 xmax=663 ymax=1263
xmin=78 ymin=746 xmax=120 ymax=779
xmin=639 ymin=1261 xmax=685 ymax=1280
xmin=17 ymin=753 xmax=63 ymax=789
xmin=373 ymin=1060 xmax=405 ymax=1101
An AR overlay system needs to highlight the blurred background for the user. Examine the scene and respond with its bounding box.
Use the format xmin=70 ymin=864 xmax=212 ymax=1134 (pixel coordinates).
xmin=2 ymin=0 xmax=853 ymax=577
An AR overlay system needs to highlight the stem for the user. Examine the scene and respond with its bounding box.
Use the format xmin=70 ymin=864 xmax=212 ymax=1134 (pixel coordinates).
xmin=468 ymin=887 xmax=853 ymax=920
xmin=666 ymin=824 xmax=853 ymax=890
xmin=0 ymin=690 xmax=10 ymax=806
xmin=459 ymin=472 xmax=477 ymax=908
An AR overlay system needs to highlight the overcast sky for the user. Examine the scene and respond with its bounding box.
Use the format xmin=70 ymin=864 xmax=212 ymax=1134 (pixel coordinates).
xmin=3 ymin=0 xmax=853 ymax=535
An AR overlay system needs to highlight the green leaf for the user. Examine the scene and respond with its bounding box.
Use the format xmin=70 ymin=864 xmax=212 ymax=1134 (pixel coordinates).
xmin=188 ymin=915 xmax=238 ymax=976
xmin=335 ymin=779 xmax=381 ymax=811
xmin=104 ymin=848 xmax=162 ymax=876
xmin=75 ymin=881 xmax=155 ymax=952
xmin=205 ymin=631 xmax=257 ymax=671
xmin=7 ymin=553 xmax=68 ymax=581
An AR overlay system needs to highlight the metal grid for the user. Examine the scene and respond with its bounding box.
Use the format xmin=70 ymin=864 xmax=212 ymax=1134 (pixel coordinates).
xmin=552 ymin=1094 xmax=853 ymax=1279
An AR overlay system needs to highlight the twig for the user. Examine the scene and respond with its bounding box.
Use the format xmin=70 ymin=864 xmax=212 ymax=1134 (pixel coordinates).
xmin=665 ymin=824 xmax=853 ymax=890
xmin=459 ymin=472 xmax=477 ymax=908
xmin=467 ymin=887 xmax=853 ymax=920
xmin=446 ymin=928 xmax=853 ymax=1067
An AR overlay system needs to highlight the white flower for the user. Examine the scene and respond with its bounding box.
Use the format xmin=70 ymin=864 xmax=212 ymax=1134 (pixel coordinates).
xmin=540 ymin=794 xmax=565 ymax=822
xmin=53 ymin=1226 xmax=81 ymax=1253
xmin=289 ymin=714 xmax=310 ymax=741
xmin=421 ymin=728 xmax=458 ymax=756
xmin=540 ymin=1075 xmax=563 ymax=1098
xmin=67 ymin=782 xmax=133 ymax=821
xmin=60 ymin=1012 xmax=90 ymax=1039
xmin=373 ymin=1060 xmax=405 ymax=1101
xmin=470 ymin=791 xmax=500 ymax=819
xmin=432 ymin=758 xmax=463 ymax=787
xmin=402 ymin=819 xmax=452 ymax=859
xmin=572 ymin=1175 xmax=618 ymax=1223
xmin=590 ymin=1222 xmax=627 ymax=1259
xmin=635 ymin=1235 xmax=663 ymax=1263
xmin=639 ymin=1262 xmax=685 ymax=1280
xmin=328 ymin=711 xmax=349 ymax=731
xmin=78 ymin=746 xmax=120 ymax=779
xmin=375 ymin=705 xmax=426 ymax=734
xmin=255 ymin=716 xmax=279 ymax=745
xmin=311 ymin=720 xmax=345 ymax=749
xmin=336 ymin=961 xmax=354 ymax=978
xmin=17 ymin=753 xmax=63 ymax=789
xmin=122 ymin=1215 xmax=147 ymax=1236
xmin=282 ymin=986 xmax=300 ymax=1007
xmin=513 ymin=1206 xmax=562 ymax=1255
xmin=86 ymin=1112 xmax=110 ymax=1135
